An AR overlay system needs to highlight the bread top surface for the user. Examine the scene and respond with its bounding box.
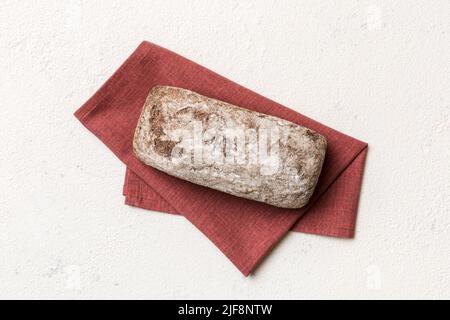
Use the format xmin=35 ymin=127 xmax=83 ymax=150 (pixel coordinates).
xmin=133 ymin=86 xmax=327 ymax=208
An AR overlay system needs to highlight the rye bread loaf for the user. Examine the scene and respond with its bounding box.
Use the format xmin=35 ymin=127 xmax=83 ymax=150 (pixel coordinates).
xmin=133 ymin=86 xmax=327 ymax=209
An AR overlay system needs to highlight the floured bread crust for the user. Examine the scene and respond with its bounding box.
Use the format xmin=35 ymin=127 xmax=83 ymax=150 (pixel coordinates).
xmin=133 ymin=86 xmax=327 ymax=209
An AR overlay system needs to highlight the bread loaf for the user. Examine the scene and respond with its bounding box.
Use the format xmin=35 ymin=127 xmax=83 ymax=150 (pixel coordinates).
xmin=133 ymin=86 xmax=327 ymax=209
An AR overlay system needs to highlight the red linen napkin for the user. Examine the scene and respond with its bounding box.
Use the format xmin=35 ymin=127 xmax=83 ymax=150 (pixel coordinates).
xmin=75 ymin=41 xmax=368 ymax=276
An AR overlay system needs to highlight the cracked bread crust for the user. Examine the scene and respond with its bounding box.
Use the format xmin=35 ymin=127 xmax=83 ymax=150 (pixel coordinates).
xmin=133 ymin=86 xmax=327 ymax=209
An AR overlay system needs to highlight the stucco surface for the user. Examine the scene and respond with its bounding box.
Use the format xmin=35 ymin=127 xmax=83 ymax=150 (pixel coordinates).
xmin=0 ymin=1 xmax=449 ymax=299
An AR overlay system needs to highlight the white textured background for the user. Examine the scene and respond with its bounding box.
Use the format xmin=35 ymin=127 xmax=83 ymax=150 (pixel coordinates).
xmin=1 ymin=0 xmax=449 ymax=300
